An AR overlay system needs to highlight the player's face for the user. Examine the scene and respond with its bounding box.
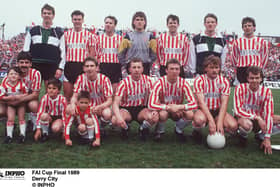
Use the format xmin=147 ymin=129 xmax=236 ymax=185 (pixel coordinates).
xmin=247 ymin=72 xmax=262 ymax=91
xmin=41 ymin=9 xmax=54 ymax=25
xmin=205 ymin=63 xmax=220 ymax=79
xmin=17 ymin=59 xmax=32 ymax=74
xmin=129 ymin=62 xmax=143 ymax=80
xmin=83 ymin=60 xmax=97 ymax=78
xmin=167 ymin=19 xmax=179 ymax=34
xmin=72 ymin=15 xmax=84 ymax=31
xmin=78 ymin=98 xmax=90 ymax=112
xmin=104 ymin=18 xmax=116 ymax=34
xmin=133 ymin=17 xmax=145 ymax=31
xmin=7 ymin=69 xmax=20 ymax=83
xmin=47 ymin=84 xmax=60 ymax=99
xmin=166 ymin=63 xmax=180 ymax=82
xmin=242 ymin=22 xmax=255 ymax=37
xmin=204 ymin=17 xmax=217 ymax=33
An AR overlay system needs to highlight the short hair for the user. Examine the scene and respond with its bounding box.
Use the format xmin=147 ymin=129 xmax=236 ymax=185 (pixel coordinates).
xmin=41 ymin=4 xmax=55 ymax=15
xmin=166 ymin=58 xmax=180 ymax=69
xmin=83 ymin=56 xmax=98 ymax=66
xmin=7 ymin=66 xmax=22 ymax=76
xmin=132 ymin=11 xmax=147 ymax=29
xmin=246 ymin=66 xmax=263 ymax=80
xmin=242 ymin=17 xmax=256 ymax=27
xmin=166 ymin=14 xmax=180 ymax=24
xmin=71 ymin=10 xmax=84 ymax=18
xmin=203 ymin=55 xmax=221 ymax=70
xmin=78 ymin=90 xmax=91 ymax=101
xmin=104 ymin=16 xmax=118 ymax=25
xmin=17 ymin=51 xmax=32 ymax=62
xmin=47 ymin=78 xmax=62 ymax=90
xmin=127 ymin=57 xmax=143 ymax=69
xmin=204 ymin=13 xmax=218 ymax=23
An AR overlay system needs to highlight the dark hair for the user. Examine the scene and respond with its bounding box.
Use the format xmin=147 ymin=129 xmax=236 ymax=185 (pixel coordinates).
xmin=83 ymin=56 xmax=98 ymax=66
xmin=203 ymin=55 xmax=221 ymax=70
xmin=41 ymin=4 xmax=55 ymax=15
xmin=132 ymin=11 xmax=147 ymax=29
xmin=17 ymin=51 xmax=32 ymax=62
xmin=166 ymin=14 xmax=179 ymax=25
xmin=7 ymin=66 xmax=22 ymax=76
xmin=127 ymin=57 xmax=143 ymax=69
xmin=71 ymin=10 xmax=84 ymax=18
xmin=78 ymin=91 xmax=91 ymax=101
xmin=246 ymin=66 xmax=263 ymax=81
xmin=47 ymin=78 xmax=62 ymax=90
xmin=166 ymin=58 xmax=180 ymax=69
xmin=242 ymin=17 xmax=256 ymax=27
xmin=104 ymin=16 xmax=118 ymax=25
xmin=204 ymin=13 xmax=218 ymax=23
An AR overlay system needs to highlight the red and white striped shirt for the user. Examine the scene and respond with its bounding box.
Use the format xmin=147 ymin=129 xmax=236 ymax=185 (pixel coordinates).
xmin=157 ymin=32 xmax=190 ymax=66
xmin=115 ymin=74 xmax=153 ymax=107
xmin=148 ymin=76 xmax=197 ymax=111
xmin=97 ymin=33 xmax=122 ymax=63
xmin=2 ymin=68 xmax=41 ymax=92
xmin=64 ymin=106 xmax=100 ymax=140
xmin=234 ymin=83 xmax=273 ymax=138
xmin=231 ymin=36 xmax=269 ymax=68
xmin=74 ymin=73 xmax=113 ymax=106
xmin=194 ymin=74 xmax=230 ymax=110
xmin=0 ymin=80 xmax=28 ymax=99
xmin=37 ymin=94 xmax=67 ymax=126
xmin=64 ymin=28 xmax=96 ymax=62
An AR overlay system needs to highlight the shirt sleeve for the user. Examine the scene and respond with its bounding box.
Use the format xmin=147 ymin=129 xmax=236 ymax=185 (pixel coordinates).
xmin=263 ymin=89 xmax=274 ymax=138
xmin=148 ymin=80 xmax=167 ymax=110
xmin=183 ymin=80 xmax=197 ymax=110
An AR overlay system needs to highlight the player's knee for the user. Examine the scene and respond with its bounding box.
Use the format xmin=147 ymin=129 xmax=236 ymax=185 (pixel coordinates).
xmin=51 ymin=124 xmax=62 ymax=134
xmin=159 ymin=111 xmax=168 ymax=122
xmin=28 ymin=101 xmax=39 ymax=113
xmin=78 ymin=124 xmax=87 ymax=133
xmin=193 ymin=115 xmax=207 ymax=127
xmin=146 ymin=111 xmax=159 ymax=125
xmin=102 ymin=108 xmax=112 ymax=121
xmin=184 ymin=111 xmax=194 ymax=120
xmin=40 ymin=113 xmax=49 ymax=121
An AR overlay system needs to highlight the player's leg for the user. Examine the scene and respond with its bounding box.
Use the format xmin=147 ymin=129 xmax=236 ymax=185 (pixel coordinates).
xmin=17 ymin=104 xmax=27 ymax=143
xmin=99 ymin=107 xmax=112 ymax=138
xmin=4 ymin=106 xmax=16 ymax=143
xmin=154 ymin=110 xmax=169 ymax=141
xmin=173 ymin=110 xmax=194 ymax=142
xmin=0 ymin=103 xmax=7 ymax=129
xmin=223 ymin=112 xmax=238 ymax=135
xmin=192 ymin=110 xmax=207 ymax=143
xmin=35 ymin=113 xmax=51 ymax=142
xmin=63 ymin=81 xmax=74 ymax=103
xmin=111 ymin=108 xmax=132 ymax=139
xmin=237 ymin=117 xmax=253 ymax=146
xmin=51 ymin=118 xmax=64 ymax=137
xmin=27 ymin=100 xmax=39 ymax=131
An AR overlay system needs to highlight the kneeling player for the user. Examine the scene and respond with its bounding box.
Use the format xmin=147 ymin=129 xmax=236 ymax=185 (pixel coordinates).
xmin=34 ymin=78 xmax=67 ymax=142
xmin=65 ymin=91 xmax=100 ymax=147
xmin=192 ymin=55 xmax=237 ymax=143
xmin=148 ymin=58 xmax=197 ymax=142
xmin=234 ymin=66 xmax=273 ymax=154
xmin=0 ymin=67 xmax=28 ymax=143
xmin=112 ymin=58 xmax=159 ymax=141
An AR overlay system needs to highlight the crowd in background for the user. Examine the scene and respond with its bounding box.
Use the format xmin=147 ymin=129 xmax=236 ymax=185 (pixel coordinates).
xmin=1 ymin=29 xmax=280 ymax=82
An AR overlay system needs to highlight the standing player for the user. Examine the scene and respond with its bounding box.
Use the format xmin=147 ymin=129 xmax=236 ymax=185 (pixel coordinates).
xmin=157 ymin=14 xmax=190 ymax=77
xmin=23 ymin=4 xmax=65 ymax=86
xmin=68 ymin=57 xmax=113 ymax=136
xmin=96 ymin=16 xmax=122 ymax=93
xmin=112 ymin=58 xmax=159 ymax=141
xmin=231 ymin=17 xmax=269 ymax=83
xmin=118 ymin=11 xmax=157 ymax=76
xmin=65 ymin=91 xmax=100 ymax=147
xmin=234 ymin=66 xmax=273 ymax=154
xmin=0 ymin=51 xmax=41 ymax=131
xmin=34 ymin=78 xmax=67 ymax=142
xmin=192 ymin=55 xmax=237 ymax=143
xmin=63 ymin=10 xmax=96 ymax=102
xmin=148 ymin=58 xmax=197 ymax=142
xmin=188 ymin=13 xmax=227 ymax=76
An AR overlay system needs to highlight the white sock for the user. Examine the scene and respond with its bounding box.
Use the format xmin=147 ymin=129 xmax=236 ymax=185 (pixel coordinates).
xmin=40 ymin=120 xmax=49 ymax=135
xmin=175 ymin=119 xmax=190 ymax=134
xmin=30 ymin=112 xmax=37 ymax=131
xmin=6 ymin=121 xmax=14 ymax=137
xmin=155 ymin=122 xmax=165 ymax=134
xmin=19 ymin=121 xmax=26 ymax=136
xmin=87 ymin=125 xmax=95 ymax=139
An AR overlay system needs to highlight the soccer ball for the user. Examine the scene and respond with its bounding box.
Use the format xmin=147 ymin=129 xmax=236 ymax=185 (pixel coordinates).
xmin=206 ymin=132 xmax=226 ymax=149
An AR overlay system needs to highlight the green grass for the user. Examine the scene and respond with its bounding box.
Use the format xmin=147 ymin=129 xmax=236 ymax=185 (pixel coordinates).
xmin=1 ymin=88 xmax=280 ymax=168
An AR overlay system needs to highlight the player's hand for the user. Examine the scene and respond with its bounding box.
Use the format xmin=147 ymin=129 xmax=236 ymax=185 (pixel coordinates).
xmin=68 ymin=104 xmax=76 ymax=116
xmin=55 ymin=69 xmax=63 ymax=79
xmin=65 ymin=139 xmax=72 ymax=146
xmin=92 ymin=138 xmax=100 ymax=147
xmin=216 ymin=122 xmax=224 ymax=135
xmin=208 ymin=120 xmax=216 ymax=135
xmin=256 ymin=116 xmax=267 ymax=133
xmin=260 ymin=138 xmax=272 ymax=155
xmin=147 ymin=111 xmax=159 ymax=125
xmin=167 ymin=104 xmax=182 ymax=113
xmin=34 ymin=129 xmax=41 ymax=141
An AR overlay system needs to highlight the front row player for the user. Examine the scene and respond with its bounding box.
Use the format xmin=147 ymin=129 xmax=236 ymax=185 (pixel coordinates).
xmin=0 ymin=67 xmax=28 ymax=143
xmin=234 ymin=66 xmax=273 ymax=154
xmin=34 ymin=78 xmax=67 ymax=142
xmin=148 ymin=58 xmax=197 ymax=142
xmin=112 ymin=58 xmax=159 ymax=141
xmin=193 ymin=55 xmax=237 ymax=143
xmin=65 ymin=91 xmax=100 ymax=147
